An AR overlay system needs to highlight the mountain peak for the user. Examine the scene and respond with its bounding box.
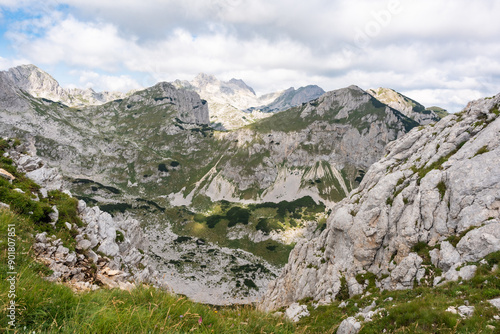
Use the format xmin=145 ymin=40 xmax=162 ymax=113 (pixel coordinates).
xmin=7 ymin=64 xmax=59 ymax=82
xmin=367 ymin=87 xmax=441 ymax=125
xmin=1 ymin=64 xmax=127 ymax=108
xmin=4 ymin=64 xmax=65 ymax=100
xmin=193 ymin=73 xmax=219 ymax=86
xmin=228 ymin=78 xmax=256 ymax=95
xmin=14 ymin=63 xmax=47 ymax=72
xmin=347 ymin=84 xmax=364 ymax=91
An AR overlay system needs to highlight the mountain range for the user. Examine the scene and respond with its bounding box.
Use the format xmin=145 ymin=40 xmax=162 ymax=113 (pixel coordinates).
xmin=0 ymin=64 xmax=458 ymax=305
xmin=173 ymin=73 xmax=325 ymax=130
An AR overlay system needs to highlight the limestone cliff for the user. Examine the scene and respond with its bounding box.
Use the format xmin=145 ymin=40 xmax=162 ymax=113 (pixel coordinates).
xmin=261 ymin=93 xmax=500 ymax=311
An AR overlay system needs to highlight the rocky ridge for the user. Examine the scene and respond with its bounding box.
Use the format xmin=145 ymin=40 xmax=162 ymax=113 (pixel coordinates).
xmin=367 ymin=87 xmax=443 ymax=125
xmin=6 ymin=147 xmax=161 ymax=292
xmin=0 ymin=74 xmax=210 ymax=185
xmin=0 ymin=64 xmax=430 ymax=208
xmin=2 ymin=64 xmax=129 ymax=107
xmin=261 ymin=93 xmax=500 ymax=311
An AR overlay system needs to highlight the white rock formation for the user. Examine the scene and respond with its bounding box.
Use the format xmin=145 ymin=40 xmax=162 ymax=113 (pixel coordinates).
xmin=285 ymin=303 xmax=310 ymax=322
xmin=261 ymin=93 xmax=500 ymax=311
xmin=337 ymin=317 xmax=361 ymax=334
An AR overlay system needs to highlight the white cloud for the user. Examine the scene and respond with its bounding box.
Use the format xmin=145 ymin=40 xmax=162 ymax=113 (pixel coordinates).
xmin=1 ymin=0 xmax=500 ymax=111
xmin=402 ymin=89 xmax=484 ymax=112
xmin=70 ymin=70 xmax=140 ymax=92
xmin=14 ymin=16 xmax=137 ymax=70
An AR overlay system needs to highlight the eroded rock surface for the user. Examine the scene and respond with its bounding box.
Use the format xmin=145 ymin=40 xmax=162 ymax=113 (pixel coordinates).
xmin=262 ymin=93 xmax=500 ymax=311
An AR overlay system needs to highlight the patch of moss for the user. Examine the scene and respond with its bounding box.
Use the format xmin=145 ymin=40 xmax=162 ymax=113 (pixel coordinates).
xmin=436 ymin=181 xmax=447 ymax=200
xmin=115 ymin=230 xmax=125 ymax=243
xmin=336 ymin=276 xmax=350 ymax=301
xmin=474 ymin=145 xmax=490 ymax=157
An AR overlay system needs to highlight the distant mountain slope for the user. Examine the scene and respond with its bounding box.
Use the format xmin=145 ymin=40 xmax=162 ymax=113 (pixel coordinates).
xmin=0 ymin=65 xmax=423 ymax=304
xmin=173 ymin=73 xmax=270 ymax=130
xmin=427 ymin=105 xmax=449 ymax=119
xmin=367 ymin=87 xmax=446 ymax=125
xmin=174 ymin=74 xmax=325 ymax=130
xmin=246 ymin=85 xmax=325 ymax=114
xmin=2 ymin=64 xmax=128 ymax=107
xmin=0 ymin=66 xmax=418 ymax=207
xmin=178 ymin=85 xmax=418 ymax=206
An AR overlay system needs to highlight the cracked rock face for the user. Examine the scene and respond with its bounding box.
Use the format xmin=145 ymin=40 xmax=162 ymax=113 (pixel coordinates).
xmin=261 ymin=93 xmax=500 ymax=311
xmin=9 ymin=149 xmax=167 ymax=291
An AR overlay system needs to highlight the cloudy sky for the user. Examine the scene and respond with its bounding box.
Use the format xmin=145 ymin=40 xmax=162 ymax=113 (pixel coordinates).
xmin=0 ymin=0 xmax=499 ymax=112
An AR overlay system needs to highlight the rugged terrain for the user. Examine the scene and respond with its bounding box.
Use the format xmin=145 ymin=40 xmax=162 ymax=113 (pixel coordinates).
xmin=174 ymin=73 xmax=325 ymax=130
xmin=262 ymin=93 xmax=500 ymax=317
xmin=1 ymin=64 xmax=500 ymax=332
xmin=367 ymin=87 xmax=446 ymax=125
xmin=0 ymin=65 xmax=421 ymax=208
xmin=0 ymin=64 xmax=442 ymax=304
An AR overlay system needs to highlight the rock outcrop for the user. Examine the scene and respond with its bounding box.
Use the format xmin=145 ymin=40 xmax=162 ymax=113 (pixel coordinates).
xmin=8 ymin=148 xmax=164 ymax=292
xmin=261 ymin=93 xmax=500 ymax=311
